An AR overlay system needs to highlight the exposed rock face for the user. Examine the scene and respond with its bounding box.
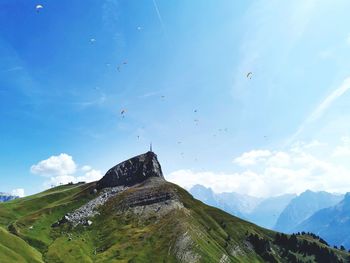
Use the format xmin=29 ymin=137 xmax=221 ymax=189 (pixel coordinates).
xmin=118 ymin=180 xmax=175 ymax=210
xmin=114 ymin=177 xmax=185 ymax=220
xmin=97 ymin=151 xmax=164 ymax=189
xmin=55 ymin=152 xmax=168 ymax=227
xmin=53 ymin=186 xmax=126 ymax=227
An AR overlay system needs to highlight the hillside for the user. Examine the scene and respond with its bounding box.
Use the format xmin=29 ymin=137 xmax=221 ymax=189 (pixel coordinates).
xmin=274 ymin=190 xmax=343 ymax=233
xmin=295 ymin=193 xmax=350 ymax=249
xmin=0 ymin=152 xmax=349 ymax=262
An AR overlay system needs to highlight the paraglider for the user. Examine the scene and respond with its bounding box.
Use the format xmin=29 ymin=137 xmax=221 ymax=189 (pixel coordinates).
xmin=120 ymin=109 xmax=127 ymax=118
xmin=247 ymin=72 xmax=253 ymax=79
xmin=35 ymin=4 xmax=43 ymax=12
xmin=116 ymin=61 xmax=128 ymax=72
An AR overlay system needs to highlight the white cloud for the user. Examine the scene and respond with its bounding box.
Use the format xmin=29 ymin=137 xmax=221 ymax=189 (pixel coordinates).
xmin=30 ymin=153 xmax=76 ymax=177
xmin=167 ymin=170 xmax=267 ymax=197
xmin=11 ymin=188 xmax=25 ymax=197
xmin=75 ymin=93 xmax=106 ymax=109
xmin=77 ymin=169 xmax=103 ymax=183
xmin=81 ymin=165 xmax=92 ymax=172
xmin=167 ymin=139 xmax=350 ymax=197
xmin=1 ymin=66 xmax=23 ymax=73
xmin=31 ymin=154 xmax=103 ymax=188
xmin=234 ymin=150 xmax=271 ymax=166
xmin=332 ymin=136 xmax=350 ymax=157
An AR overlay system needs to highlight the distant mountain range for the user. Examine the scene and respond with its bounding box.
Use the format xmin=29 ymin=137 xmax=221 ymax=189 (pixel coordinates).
xmin=189 ymin=185 xmax=350 ymax=249
xmin=294 ymin=193 xmax=350 ymax=249
xmin=189 ymin=184 xmax=260 ymax=219
xmin=189 ymin=185 xmax=295 ymax=229
xmin=247 ymin=194 xmax=296 ymax=229
xmin=274 ymin=190 xmax=343 ymax=233
xmin=0 ymin=192 xmax=18 ymax=202
xmin=1 ymin=152 xmax=347 ymax=262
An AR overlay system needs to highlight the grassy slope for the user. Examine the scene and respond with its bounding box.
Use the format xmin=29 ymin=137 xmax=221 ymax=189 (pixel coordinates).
xmin=0 ymin=227 xmax=43 ymax=263
xmin=0 ymin=183 xmax=96 ymax=260
xmin=0 ymin=182 xmax=349 ymax=262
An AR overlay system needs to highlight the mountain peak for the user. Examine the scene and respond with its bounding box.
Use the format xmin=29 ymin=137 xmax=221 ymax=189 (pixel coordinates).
xmin=97 ymin=151 xmax=164 ymax=189
xmin=0 ymin=193 xmax=18 ymax=202
xmin=340 ymin=192 xmax=350 ymax=207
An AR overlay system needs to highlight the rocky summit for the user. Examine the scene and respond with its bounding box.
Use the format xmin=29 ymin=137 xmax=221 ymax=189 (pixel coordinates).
xmin=96 ymin=151 xmax=164 ymax=189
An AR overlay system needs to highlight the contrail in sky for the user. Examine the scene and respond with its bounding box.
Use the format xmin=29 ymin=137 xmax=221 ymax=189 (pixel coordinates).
xmin=1 ymin=66 xmax=23 ymax=73
xmin=287 ymin=77 xmax=350 ymax=144
xmin=152 ymin=0 xmax=166 ymax=33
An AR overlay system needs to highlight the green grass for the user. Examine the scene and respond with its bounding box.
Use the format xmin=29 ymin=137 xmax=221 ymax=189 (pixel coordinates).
xmin=0 ymin=181 xmax=349 ymax=262
xmin=0 ymin=226 xmax=43 ymax=263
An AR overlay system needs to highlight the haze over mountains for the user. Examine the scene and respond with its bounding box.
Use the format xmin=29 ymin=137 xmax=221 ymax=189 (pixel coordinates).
xmin=189 ymin=185 xmax=296 ymax=229
xmin=295 ymin=193 xmax=350 ymax=249
xmin=189 ymin=184 xmax=349 ymax=249
xmin=189 ymin=185 xmax=297 ymax=228
xmin=274 ymin=190 xmax=344 ymax=233
xmin=1 ymin=152 xmax=348 ymax=262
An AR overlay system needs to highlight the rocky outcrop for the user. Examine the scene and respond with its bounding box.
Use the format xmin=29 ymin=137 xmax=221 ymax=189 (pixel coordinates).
xmin=53 ymin=186 xmax=126 ymax=227
xmin=118 ymin=182 xmax=175 ymax=211
xmin=97 ymin=151 xmax=164 ymax=189
xmin=54 ymin=152 xmax=168 ymax=227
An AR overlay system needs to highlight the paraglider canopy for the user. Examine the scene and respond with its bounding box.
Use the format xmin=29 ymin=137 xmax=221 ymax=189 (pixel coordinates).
xmin=35 ymin=4 xmax=43 ymax=12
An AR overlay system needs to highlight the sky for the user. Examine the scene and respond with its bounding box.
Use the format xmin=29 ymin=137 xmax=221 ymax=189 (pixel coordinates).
xmin=1 ymin=0 xmax=350 ymax=198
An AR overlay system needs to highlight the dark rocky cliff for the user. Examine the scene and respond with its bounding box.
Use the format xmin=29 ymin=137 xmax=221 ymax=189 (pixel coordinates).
xmin=97 ymin=151 xmax=164 ymax=189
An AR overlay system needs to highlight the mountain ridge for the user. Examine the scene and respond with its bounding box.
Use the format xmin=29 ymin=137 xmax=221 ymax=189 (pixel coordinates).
xmin=294 ymin=192 xmax=350 ymax=249
xmin=274 ymin=190 xmax=344 ymax=233
xmin=0 ymin=152 xmax=348 ymax=262
xmin=189 ymin=184 xmax=296 ymax=229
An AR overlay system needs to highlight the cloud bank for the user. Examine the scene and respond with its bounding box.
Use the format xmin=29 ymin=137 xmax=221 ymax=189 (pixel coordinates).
xmin=30 ymin=153 xmax=103 ymax=188
xmin=167 ymin=139 xmax=350 ymax=197
xmin=11 ymin=188 xmax=25 ymax=197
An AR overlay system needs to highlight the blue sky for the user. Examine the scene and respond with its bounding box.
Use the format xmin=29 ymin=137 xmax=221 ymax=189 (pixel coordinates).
xmin=1 ymin=0 xmax=350 ymax=197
